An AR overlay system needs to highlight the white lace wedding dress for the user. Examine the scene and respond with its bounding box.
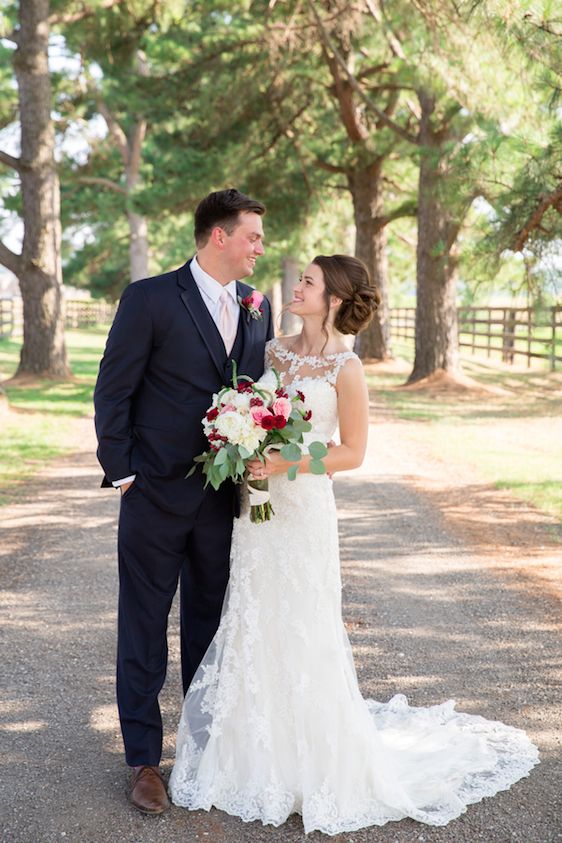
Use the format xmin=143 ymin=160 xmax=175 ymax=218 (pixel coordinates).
xmin=169 ymin=338 xmax=539 ymax=835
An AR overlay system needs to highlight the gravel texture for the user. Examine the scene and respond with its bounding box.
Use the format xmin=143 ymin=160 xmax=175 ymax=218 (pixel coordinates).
xmin=1 ymin=413 xmax=560 ymax=843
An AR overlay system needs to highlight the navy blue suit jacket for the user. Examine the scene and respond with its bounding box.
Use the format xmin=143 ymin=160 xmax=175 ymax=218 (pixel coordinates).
xmin=94 ymin=260 xmax=274 ymax=516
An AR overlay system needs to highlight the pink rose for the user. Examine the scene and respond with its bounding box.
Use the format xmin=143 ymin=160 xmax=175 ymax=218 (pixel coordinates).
xmin=248 ymin=290 xmax=264 ymax=308
xmin=250 ymin=406 xmax=271 ymax=425
xmin=241 ymin=289 xmax=264 ymax=320
xmin=272 ymin=397 xmax=291 ymax=420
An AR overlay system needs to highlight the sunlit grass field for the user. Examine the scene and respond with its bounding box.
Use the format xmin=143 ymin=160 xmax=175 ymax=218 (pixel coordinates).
xmin=1 ymin=328 xmax=561 ymax=523
xmin=367 ymin=338 xmax=562 ymax=523
xmin=0 ymin=329 xmax=108 ymax=500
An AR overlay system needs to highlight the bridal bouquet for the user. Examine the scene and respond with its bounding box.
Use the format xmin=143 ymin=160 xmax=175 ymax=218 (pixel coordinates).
xmin=187 ymin=363 xmax=327 ymax=523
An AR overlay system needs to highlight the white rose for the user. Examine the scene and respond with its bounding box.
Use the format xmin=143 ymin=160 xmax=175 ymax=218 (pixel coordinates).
xmin=215 ymin=411 xmax=244 ymax=443
xmin=231 ymin=391 xmax=252 ymax=410
xmin=219 ymin=388 xmax=238 ymax=406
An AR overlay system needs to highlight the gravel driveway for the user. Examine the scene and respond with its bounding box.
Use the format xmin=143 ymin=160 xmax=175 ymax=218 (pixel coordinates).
xmin=1 ymin=414 xmax=560 ymax=843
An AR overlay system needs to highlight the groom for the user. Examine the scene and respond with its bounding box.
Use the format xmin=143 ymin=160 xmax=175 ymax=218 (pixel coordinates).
xmin=94 ymin=189 xmax=272 ymax=815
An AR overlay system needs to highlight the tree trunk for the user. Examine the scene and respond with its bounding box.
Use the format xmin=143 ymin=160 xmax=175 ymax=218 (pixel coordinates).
xmin=348 ymin=162 xmax=391 ymax=360
xmin=128 ymin=209 xmax=149 ymax=282
xmin=407 ymin=91 xmax=459 ymax=384
xmin=280 ymin=256 xmax=300 ymax=335
xmin=13 ymin=0 xmax=69 ymax=377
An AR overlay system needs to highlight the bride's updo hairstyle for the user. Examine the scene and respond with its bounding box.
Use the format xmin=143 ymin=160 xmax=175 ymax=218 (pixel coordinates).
xmin=313 ymin=254 xmax=380 ymax=336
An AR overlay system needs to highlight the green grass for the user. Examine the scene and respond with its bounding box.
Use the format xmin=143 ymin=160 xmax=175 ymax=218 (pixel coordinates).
xmin=2 ymin=328 xmax=561 ymax=524
xmin=0 ymin=328 xmax=108 ymax=500
xmin=368 ymin=339 xmax=562 ymax=523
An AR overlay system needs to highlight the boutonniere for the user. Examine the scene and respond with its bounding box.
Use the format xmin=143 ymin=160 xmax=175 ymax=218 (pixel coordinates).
xmin=239 ymin=290 xmax=265 ymax=321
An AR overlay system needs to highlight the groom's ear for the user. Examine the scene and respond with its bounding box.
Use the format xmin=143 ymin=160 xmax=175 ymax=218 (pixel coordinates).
xmin=211 ymin=226 xmax=227 ymax=250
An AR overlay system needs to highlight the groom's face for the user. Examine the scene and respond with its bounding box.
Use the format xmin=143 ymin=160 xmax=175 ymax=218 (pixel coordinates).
xmin=222 ymin=212 xmax=265 ymax=279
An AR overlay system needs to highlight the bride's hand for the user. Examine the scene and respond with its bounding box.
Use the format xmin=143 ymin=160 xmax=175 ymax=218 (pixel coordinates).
xmin=247 ymin=451 xmax=288 ymax=479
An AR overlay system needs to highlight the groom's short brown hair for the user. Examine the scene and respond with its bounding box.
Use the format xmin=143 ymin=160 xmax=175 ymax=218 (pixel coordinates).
xmin=194 ymin=188 xmax=266 ymax=247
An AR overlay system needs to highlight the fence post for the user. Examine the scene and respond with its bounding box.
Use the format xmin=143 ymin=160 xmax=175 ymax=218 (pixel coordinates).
xmin=0 ymin=298 xmax=14 ymax=339
xmin=502 ymin=309 xmax=516 ymax=364
xmin=527 ymin=307 xmax=532 ymax=368
xmin=551 ymin=306 xmax=557 ymax=372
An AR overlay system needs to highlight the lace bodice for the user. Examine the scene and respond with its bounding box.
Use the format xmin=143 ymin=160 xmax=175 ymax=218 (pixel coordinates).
xmin=263 ymin=338 xmax=358 ymax=447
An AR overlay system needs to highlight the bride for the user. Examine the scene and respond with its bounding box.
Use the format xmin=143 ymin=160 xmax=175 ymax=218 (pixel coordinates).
xmin=169 ymin=254 xmax=539 ymax=834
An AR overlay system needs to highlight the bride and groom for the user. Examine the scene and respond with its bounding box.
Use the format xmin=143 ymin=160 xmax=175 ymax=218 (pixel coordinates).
xmin=94 ymin=188 xmax=538 ymax=834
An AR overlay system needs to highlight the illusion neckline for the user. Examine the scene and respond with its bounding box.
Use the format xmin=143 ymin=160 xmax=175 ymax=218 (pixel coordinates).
xmin=269 ymin=337 xmax=354 ymax=362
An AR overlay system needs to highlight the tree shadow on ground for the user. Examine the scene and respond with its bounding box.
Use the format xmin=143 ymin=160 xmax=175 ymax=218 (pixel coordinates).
xmin=0 ymin=460 xmax=559 ymax=842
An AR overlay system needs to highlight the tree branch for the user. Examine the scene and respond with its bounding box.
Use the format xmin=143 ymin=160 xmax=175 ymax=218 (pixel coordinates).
xmin=321 ymin=44 xmax=368 ymax=143
xmin=513 ymin=182 xmax=562 ymax=251
xmin=96 ymin=99 xmax=129 ymax=167
xmin=1 ymin=28 xmax=19 ymax=45
xmin=377 ymin=199 xmax=418 ymax=229
xmin=307 ymin=1 xmax=419 ymax=145
xmin=76 ymin=176 xmax=127 ymax=194
xmin=0 ymin=240 xmax=22 ymax=276
xmin=0 ymin=149 xmax=22 ymax=172
xmin=49 ymin=0 xmax=124 ymax=26
xmin=365 ymin=0 xmax=406 ymax=60
xmin=357 ymin=62 xmax=391 ymax=81
xmin=314 ymin=158 xmax=349 ymax=175
xmin=251 ymin=98 xmax=312 ymax=161
xmin=127 ymin=120 xmax=147 ymax=189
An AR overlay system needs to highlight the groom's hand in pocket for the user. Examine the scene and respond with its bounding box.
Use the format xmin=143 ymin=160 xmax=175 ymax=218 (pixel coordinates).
xmin=120 ymin=481 xmax=134 ymax=496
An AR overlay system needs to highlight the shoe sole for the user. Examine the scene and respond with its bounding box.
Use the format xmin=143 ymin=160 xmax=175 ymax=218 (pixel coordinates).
xmin=130 ymin=799 xmax=169 ymax=815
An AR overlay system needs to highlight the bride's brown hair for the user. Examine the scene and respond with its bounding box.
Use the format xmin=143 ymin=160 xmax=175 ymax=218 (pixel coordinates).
xmin=313 ymin=255 xmax=380 ymax=337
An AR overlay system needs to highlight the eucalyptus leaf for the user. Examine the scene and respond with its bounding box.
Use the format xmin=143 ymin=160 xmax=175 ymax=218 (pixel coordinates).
xmin=287 ymin=464 xmax=299 ymax=481
xmin=214 ymin=447 xmax=228 ymax=465
xmin=309 ymin=459 xmax=326 ymax=475
xmin=291 ymin=418 xmax=309 ymax=432
xmin=281 ymin=442 xmax=301 ymax=462
xmin=309 ymin=441 xmax=328 ymax=459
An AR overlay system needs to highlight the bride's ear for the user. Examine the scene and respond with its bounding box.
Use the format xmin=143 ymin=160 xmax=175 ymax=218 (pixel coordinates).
xmin=330 ymin=296 xmax=342 ymax=309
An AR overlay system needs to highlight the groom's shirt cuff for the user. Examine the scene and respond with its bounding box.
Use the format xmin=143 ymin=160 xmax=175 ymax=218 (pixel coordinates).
xmin=112 ymin=474 xmax=136 ymax=487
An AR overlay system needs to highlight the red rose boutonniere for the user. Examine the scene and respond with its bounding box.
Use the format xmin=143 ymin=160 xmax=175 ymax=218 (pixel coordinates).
xmin=239 ymin=289 xmax=264 ymax=320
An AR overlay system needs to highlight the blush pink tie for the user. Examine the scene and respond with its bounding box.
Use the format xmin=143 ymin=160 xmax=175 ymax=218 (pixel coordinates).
xmin=218 ymin=289 xmax=237 ymax=355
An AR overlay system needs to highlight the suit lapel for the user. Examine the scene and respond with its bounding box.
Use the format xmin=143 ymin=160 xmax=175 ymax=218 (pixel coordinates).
xmin=177 ymin=261 xmax=227 ymax=379
xmin=236 ymin=281 xmax=257 ymax=376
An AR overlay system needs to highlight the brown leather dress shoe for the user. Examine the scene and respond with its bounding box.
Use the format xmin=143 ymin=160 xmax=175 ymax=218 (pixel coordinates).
xmin=129 ymin=765 xmax=170 ymax=815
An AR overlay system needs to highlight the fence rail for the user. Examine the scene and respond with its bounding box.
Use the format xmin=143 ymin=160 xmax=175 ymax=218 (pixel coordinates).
xmin=0 ymin=297 xmax=17 ymax=339
xmin=390 ymin=305 xmax=562 ymax=370
xmin=0 ymin=297 xmax=116 ymax=339
xmin=2 ymin=297 xmax=561 ymax=371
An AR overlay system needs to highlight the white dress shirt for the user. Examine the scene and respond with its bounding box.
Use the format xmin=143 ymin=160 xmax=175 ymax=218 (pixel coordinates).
xmin=190 ymin=255 xmax=240 ymax=335
xmin=113 ymin=256 xmax=240 ymax=488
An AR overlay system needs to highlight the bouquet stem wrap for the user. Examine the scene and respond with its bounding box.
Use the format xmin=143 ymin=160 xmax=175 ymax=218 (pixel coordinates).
xmin=247 ymin=477 xmax=274 ymax=523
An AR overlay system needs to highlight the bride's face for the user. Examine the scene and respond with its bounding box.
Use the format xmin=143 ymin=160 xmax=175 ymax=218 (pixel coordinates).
xmin=288 ymin=262 xmax=328 ymax=318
